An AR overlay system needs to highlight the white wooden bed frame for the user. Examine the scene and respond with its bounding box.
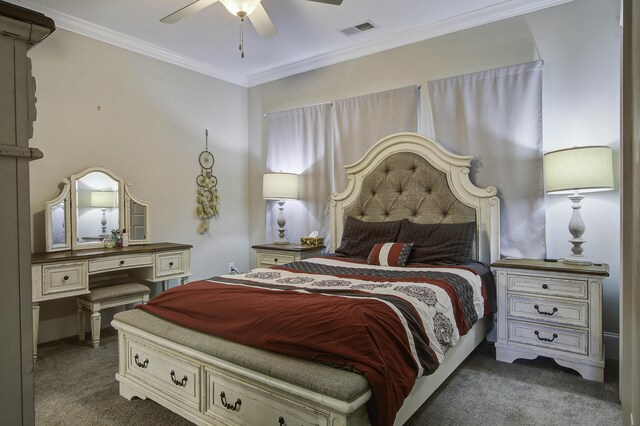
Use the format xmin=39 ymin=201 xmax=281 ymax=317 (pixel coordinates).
xmin=112 ymin=132 xmax=500 ymax=426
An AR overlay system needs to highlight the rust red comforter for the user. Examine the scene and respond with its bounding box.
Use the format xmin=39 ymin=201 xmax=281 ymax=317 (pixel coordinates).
xmin=139 ymin=256 xmax=493 ymax=426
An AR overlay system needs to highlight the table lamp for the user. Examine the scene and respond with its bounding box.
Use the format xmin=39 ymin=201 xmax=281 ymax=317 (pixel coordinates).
xmin=90 ymin=191 xmax=116 ymax=237
xmin=263 ymin=172 xmax=299 ymax=245
xmin=544 ymin=146 xmax=614 ymax=265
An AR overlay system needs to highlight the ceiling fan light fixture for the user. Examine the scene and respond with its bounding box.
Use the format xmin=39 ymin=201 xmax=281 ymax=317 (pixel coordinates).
xmin=220 ymin=0 xmax=261 ymax=17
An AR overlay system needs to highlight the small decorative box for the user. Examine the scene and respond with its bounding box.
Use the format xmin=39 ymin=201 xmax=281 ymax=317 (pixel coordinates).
xmin=300 ymin=237 xmax=324 ymax=247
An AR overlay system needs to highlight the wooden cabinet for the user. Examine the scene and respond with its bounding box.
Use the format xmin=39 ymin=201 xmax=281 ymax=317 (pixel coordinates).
xmin=492 ymin=258 xmax=609 ymax=381
xmin=0 ymin=3 xmax=54 ymax=424
xmin=252 ymin=243 xmax=326 ymax=269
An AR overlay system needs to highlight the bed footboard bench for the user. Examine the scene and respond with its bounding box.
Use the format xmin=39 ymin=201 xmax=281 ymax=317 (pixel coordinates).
xmin=112 ymin=309 xmax=372 ymax=426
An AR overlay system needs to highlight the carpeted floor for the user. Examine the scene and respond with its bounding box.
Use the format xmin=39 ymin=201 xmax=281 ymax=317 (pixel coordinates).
xmin=35 ymin=331 xmax=621 ymax=425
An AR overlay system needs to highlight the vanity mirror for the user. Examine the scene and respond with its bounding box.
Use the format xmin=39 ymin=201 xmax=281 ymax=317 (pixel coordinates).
xmin=45 ymin=167 xmax=150 ymax=252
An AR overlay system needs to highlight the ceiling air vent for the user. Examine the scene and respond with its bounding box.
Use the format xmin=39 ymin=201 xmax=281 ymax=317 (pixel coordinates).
xmin=340 ymin=21 xmax=376 ymax=36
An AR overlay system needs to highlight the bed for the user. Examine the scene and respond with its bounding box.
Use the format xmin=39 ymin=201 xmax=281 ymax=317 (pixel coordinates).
xmin=111 ymin=132 xmax=500 ymax=426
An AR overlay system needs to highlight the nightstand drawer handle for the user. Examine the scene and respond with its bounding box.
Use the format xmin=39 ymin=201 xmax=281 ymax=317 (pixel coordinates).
xmin=119 ymin=260 xmax=125 ymax=265
xmin=278 ymin=416 xmax=285 ymax=425
xmin=169 ymin=261 xmax=174 ymax=267
xmin=63 ymin=275 xmax=69 ymax=281
xmin=220 ymin=391 xmax=241 ymax=411
xmin=533 ymin=305 xmax=558 ymax=316
xmin=169 ymin=370 xmax=188 ymax=387
xmin=534 ymin=330 xmax=558 ymax=342
xmin=274 ymin=258 xmax=278 ymax=263
xmin=541 ymin=283 xmax=549 ymax=289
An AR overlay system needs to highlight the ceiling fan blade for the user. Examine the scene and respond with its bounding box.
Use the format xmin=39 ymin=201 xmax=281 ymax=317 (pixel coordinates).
xmin=249 ymin=3 xmax=277 ymax=38
xmin=305 ymin=0 xmax=343 ymax=5
xmin=160 ymin=0 xmax=219 ymax=24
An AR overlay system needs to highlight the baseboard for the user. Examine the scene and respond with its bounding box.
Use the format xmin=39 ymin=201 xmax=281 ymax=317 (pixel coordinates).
xmin=37 ymin=308 xmax=122 ymax=344
xmin=603 ymin=331 xmax=619 ymax=361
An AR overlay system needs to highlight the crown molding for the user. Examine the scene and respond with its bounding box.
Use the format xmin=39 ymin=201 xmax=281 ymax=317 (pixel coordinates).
xmin=9 ymin=0 xmax=246 ymax=86
xmin=11 ymin=0 xmax=572 ymax=88
xmin=246 ymin=0 xmax=573 ymax=86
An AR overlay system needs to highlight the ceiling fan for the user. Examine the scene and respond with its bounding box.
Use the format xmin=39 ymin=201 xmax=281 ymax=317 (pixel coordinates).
xmin=161 ymin=0 xmax=343 ymax=57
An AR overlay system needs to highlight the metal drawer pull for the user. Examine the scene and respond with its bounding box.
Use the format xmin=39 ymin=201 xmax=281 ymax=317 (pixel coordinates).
xmin=63 ymin=275 xmax=69 ymax=281
xmin=278 ymin=416 xmax=285 ymax=425
xmin=534 ymin=330 xmax=558 ymax=342
xmin=533 ymin=305 xmax=558 ymax=316
xmin=133 ymin=354 xmax=149 ymax=368
xmin=274 ymin=258 xmax=278 ymax=263
xmin=169 ymin=370 xmax=188 ymax=387
xmin=119 ymin=260 xmax=125 ymax=265
xmin=219 ymin=391 xmax=241 ymax=411
xmin=169 ymin=261 xmax=174 ymax=267
xmin=541 ymin=283 xmax=549 ymax=289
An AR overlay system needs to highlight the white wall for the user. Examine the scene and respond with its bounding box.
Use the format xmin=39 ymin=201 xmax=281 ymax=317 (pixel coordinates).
xmin=248 ymin=0 xmax=621 ymax=349
xmin=29 ymin=29 xmax=250 ymax=341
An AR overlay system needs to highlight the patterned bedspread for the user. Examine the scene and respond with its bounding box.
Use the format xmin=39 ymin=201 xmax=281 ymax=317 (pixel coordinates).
xmin=139 ymin=256 xmax=491 ymax=426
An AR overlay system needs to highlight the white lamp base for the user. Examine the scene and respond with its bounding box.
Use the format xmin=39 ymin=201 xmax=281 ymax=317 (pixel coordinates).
xmin=563 ymin=192 xmax=592 ymax=266
xmin=562 ymin=255 xmax=592 ymax=266
xmin=274 ymin=200 xmax=289 ymax=245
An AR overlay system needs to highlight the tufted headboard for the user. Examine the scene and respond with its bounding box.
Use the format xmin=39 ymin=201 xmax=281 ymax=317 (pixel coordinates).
xmin=330 ymin=133 xmax=500 ymax=264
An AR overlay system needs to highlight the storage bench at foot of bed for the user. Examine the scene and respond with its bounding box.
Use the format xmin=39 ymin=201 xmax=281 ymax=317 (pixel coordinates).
xmin=113 ymin=316 xmax=371 ymax=426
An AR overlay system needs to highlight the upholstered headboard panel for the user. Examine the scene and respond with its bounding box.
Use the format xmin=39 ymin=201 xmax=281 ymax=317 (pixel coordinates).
xmin=344 ymin=152 xmax=476 ymax=225
xmin=330 ymin=133 xmax=500 ymax=264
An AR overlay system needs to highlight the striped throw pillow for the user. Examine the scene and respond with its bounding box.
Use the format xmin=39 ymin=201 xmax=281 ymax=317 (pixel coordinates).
xmin=367 ymin=242 xmax=414 ymax=267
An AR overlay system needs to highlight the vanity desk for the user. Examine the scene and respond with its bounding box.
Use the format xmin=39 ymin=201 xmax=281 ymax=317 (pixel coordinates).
xmin=34 ymin=166 xmax=191 ymax=358
xmin=31 ymin=242 xmax=191 ymax=358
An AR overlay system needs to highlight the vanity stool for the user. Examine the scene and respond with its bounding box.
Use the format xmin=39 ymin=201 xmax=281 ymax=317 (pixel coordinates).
xmin=76 ymin=282 xmax=150 ymax=348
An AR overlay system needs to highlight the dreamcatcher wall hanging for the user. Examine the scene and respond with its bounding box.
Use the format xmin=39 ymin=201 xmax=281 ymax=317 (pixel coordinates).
xmin=196 ymin=129 xmax=219 ymax=233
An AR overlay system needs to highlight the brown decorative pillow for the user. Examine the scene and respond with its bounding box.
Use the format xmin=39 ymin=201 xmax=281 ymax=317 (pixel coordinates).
xmin=367 ymin=242 xmax=414 ymax=267
xmin=398 ymin=221 xmax=476 ymax=264
xmin=335 ymin=217 xmax=405 ymax=258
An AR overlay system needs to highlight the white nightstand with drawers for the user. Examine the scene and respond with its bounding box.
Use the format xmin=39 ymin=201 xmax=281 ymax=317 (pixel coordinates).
xmin=491 ymin=258 xmax=609 ymax=382
xmin=252 ymin=244 xmax=326 ymax=269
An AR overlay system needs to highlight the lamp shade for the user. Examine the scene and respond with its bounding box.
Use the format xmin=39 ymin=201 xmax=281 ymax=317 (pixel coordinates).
xmin=544 ymin=146 xmax=614 ymax=194
xmin=220 ymin=0 xmax=261 ymax=16
xmin=90 ymin=191 xmax=117 ymax=208
xmin=263 ymin=172 xmax=299 ymax=200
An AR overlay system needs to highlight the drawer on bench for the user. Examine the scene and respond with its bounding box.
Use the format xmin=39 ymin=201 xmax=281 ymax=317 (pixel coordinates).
xmin=205 ymin=368 xmax=328 ymax=426
xmin=126 ymin=340 xmax=200 ymax=408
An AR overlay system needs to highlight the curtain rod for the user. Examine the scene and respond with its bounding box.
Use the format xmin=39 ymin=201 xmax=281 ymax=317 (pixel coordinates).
xmin=263 ymin=84 xmax=421 ymax=118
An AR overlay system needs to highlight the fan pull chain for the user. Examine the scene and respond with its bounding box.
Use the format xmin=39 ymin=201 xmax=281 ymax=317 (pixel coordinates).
xmin=239 ymin=17 xmax=245 ymax=58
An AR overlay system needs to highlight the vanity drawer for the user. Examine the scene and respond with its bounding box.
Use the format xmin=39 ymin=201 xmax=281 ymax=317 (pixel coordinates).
xmin=126 ymin=340 xmax=199 ymax=408
xmin=507 ymin=274 xmax=587 ymax=300
xmin=205 ymin=369 xmax=328 ymax=426
xmin=155 ymin=251 xmax=187 ymax=278
xmin=508 ymin=295 xmax=589 ymax=328
xmin=89 ymin=254 xmax=153 ymax=274
xmin=41 ymin=262 xmax=88 ymax=297
xmin=508 ymin=320 xmax=588 ymax=355
xmin=259 ymin=252 xmax=296 ymax=267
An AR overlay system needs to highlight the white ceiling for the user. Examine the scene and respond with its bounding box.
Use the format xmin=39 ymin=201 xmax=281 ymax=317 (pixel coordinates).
xmin=11 ymin=0 xmax=570 ymax=87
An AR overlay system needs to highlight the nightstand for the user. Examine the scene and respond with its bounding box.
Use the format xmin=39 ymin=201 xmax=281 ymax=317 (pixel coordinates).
xmin=492 ymin=258 xmax=609 ymax=382
xmin=251 ymin=244 xmax=326 ymax=269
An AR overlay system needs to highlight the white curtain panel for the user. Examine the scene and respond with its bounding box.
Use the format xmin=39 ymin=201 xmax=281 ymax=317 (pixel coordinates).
xmin=265 ymin=104 xmax=332 ymax=246
xmin=428 ymin=60 xmax=545 ymax=259
xmin=332 ymin=86 xmax=420 ymax=193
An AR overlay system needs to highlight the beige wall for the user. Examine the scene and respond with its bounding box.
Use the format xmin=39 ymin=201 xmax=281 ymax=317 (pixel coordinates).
xmin=248 ymin=0 xmax=621 ymax=350
xmin=29 ymin=30 xmax=250 ymax=342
